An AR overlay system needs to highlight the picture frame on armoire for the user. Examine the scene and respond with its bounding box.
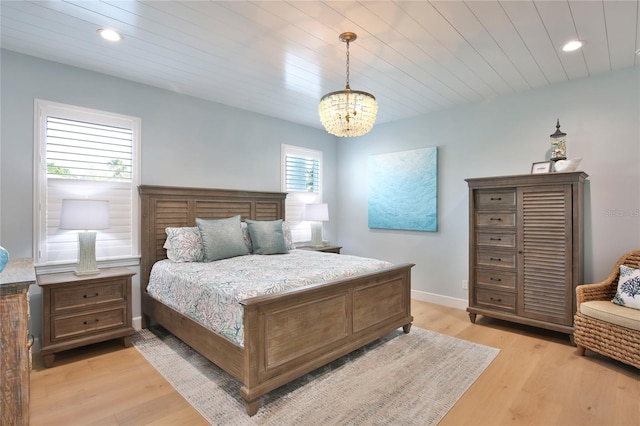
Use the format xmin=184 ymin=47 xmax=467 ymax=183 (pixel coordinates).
xmin=531 ymin=161 xmax=552 ymax=174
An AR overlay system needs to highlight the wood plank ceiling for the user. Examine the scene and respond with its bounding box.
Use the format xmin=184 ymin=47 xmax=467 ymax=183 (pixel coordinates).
xmin=1 ymin=1 xmax=638 ymax=130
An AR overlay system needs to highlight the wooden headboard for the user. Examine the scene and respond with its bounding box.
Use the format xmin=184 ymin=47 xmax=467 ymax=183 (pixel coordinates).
xmin=138 ymin=185 xmax=286 ymax=291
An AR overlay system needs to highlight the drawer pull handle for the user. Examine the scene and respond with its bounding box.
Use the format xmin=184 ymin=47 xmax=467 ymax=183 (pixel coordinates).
xmin=490 ymin=237 xmax=502 ymax=241
xmin=490 ymin=257 xmax=502 ymax=262
xmin=490 ymin=297 xmax=503 ymax=302
xmin=489 ymin=217 xmax=502 ymax=221
xmin=490 ymin=277 xmax=502 ymax=282
xmin=83 ymin=319 xmax=99 ymax=325
xmin=490 ymin=197 xmax=502 ymax=201
xmin=84 ymin=293 xmax=99 ymax=299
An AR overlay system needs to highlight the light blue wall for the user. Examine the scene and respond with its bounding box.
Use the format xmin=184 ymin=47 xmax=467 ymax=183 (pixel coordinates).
xmin=337 ymin=66 xmax=640 ymax=305
xmin=0 ymin=50 xmax=337 ymax=341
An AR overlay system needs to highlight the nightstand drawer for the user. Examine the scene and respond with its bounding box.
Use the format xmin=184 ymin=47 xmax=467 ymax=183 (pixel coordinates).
xmin=51 ymin=281 xmax=126 ymax=313
xmin=52 ymin=307 xmax=126 ymax=341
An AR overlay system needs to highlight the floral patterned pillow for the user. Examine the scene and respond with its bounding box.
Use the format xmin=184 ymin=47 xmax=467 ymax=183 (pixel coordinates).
xmin=164 ymin=227 xmax=204 ymax=262
xmin=612 ymin=265 xmax=640 ymax=310
xmin=241 ymin=222 xmax=253 ymax=252
xmin=282 ymin=221 xmax=296 ymax=250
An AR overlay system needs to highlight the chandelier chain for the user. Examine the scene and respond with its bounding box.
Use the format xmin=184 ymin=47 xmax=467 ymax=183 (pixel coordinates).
xmin=345 ymin=39 xmax=350 ymax=89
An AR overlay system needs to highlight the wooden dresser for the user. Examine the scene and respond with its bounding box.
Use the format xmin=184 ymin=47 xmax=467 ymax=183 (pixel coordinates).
xmin=1 ymin=258 xmax=36 ymax=426
xmin=37 ymin=267 xmax=135 ymax=367
xmin=465 ymin=172 xmax=587 ymax=336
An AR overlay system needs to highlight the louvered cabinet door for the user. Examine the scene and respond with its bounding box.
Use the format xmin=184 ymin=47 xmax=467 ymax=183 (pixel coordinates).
xmin=517 ymin=185 xmax=574 ymax=326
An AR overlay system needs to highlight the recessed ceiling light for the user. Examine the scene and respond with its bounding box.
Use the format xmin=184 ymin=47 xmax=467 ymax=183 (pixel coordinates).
xmin=97 ymin=28 xmax=123 ymax=42
xmin=562 ymin=40 xmax=583 ymax=52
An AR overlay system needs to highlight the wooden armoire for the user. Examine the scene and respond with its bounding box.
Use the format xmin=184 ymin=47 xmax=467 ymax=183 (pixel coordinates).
xmin=465 ymin=171 xmax=587 ymax=336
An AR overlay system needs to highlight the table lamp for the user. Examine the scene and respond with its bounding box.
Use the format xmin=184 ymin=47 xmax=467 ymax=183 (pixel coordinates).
xmin=304 ymin=203 xmax=329 ymax=248
xmin=60 ymin=199 xmax=110 ymax=275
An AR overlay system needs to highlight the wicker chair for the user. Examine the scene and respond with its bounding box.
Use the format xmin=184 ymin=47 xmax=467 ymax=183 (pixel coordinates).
xmin=574 ymin=249 xmax=640 ymax=369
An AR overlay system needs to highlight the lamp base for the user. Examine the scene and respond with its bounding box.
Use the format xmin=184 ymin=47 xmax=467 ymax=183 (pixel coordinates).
xmin=310 ymin=222 xmax=325 ymax=248
xmin=75 ymin=231 xmax=100 ymax=276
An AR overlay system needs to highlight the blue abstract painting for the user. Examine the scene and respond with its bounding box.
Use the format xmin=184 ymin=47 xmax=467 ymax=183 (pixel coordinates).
xmin=368 ymin=147 xmax=438 ymax=232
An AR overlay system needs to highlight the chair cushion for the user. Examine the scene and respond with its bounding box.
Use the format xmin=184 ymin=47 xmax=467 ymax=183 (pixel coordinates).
xmin=580 ymin=300 xmax=640 ymax=332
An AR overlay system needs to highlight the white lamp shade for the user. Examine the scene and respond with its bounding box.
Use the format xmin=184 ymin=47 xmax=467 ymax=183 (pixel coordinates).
xmin=60 ymin=199 xmax=110 ymax=230
xmin=304 ymin=203 xmax=329 ymax=222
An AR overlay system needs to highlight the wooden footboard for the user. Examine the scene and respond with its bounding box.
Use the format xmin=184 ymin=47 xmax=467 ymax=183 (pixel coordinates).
xmin=240 ymin=263 xmax=414 ymax=415
xmin=142 ymin=263 xmax=413 ymax=416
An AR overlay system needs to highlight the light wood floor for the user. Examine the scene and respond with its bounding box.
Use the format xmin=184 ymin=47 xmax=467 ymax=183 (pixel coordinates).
xmin=30 ymin=300 xmax=639 ymax=425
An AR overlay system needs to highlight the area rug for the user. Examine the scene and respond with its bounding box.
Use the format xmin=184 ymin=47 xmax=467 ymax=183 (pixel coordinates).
xmin=133 ymin=326 xmax=499 ymax=425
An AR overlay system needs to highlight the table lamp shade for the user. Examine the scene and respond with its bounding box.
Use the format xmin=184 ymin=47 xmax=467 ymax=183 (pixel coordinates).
xmin=60 ymin=199 xmax=110 ymax=230
xmin=60 ymin=199 xmax=110 ymax=275
xmin=304 ymin=203 xmax=329 ymax=248
xmin=304 ymin=203 xmax=329 ymax=222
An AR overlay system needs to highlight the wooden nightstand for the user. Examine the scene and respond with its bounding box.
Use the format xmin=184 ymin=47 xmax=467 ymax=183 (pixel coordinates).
xmin=37 ymin=267 xmax=135 ymax=367
xmin=299 ymin=245 xmax=342 ymax=254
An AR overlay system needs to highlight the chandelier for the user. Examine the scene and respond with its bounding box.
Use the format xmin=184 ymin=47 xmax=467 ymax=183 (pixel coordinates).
xmin=319 ymin=32 xmax=378 ymax=137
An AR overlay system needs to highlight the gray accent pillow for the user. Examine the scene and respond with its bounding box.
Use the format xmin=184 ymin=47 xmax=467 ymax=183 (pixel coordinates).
xmin=196 ymin=216 xmax=249 ymax=262
xmin=245 ymin=219 xmax=289 ymax=255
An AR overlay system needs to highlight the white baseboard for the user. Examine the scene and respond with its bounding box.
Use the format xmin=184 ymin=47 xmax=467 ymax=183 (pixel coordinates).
xmin=133 ymin=316 xmax=142 ymax=331
xmin=411 ymin=289 xmax=468 ymax=311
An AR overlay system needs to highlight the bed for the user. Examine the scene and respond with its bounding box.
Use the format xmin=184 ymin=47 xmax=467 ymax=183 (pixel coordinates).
xmin=139 ymin=185 xmax=414 ymax=415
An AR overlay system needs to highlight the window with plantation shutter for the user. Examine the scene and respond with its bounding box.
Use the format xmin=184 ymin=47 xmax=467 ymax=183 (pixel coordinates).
xmin=285 ymin=155 xmax=320 ymax=193
xmin=281 ymin=144 xmax=323 ymax=243
xmin=34 ymin=100 xmax=140 ymax=268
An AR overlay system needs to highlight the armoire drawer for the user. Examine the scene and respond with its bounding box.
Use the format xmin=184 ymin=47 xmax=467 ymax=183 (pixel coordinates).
xmin=476 ymin=269 xmax=517 ymax=289
xmin=475 ymin=289 xmax=516 ymax=312
xmin=475 ymin=190 xmax=516 ymax=208
xmin=477 ymin=231 xmax=516 ymax=248
xmin=476 ymin=250 xmax=517 ymax=269
xmin=476 ymin=212 xmax=516 ymax=227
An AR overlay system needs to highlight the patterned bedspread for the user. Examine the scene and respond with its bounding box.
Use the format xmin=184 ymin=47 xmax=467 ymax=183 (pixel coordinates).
xmin=147 ymin=249 xmax=393 ymax=346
